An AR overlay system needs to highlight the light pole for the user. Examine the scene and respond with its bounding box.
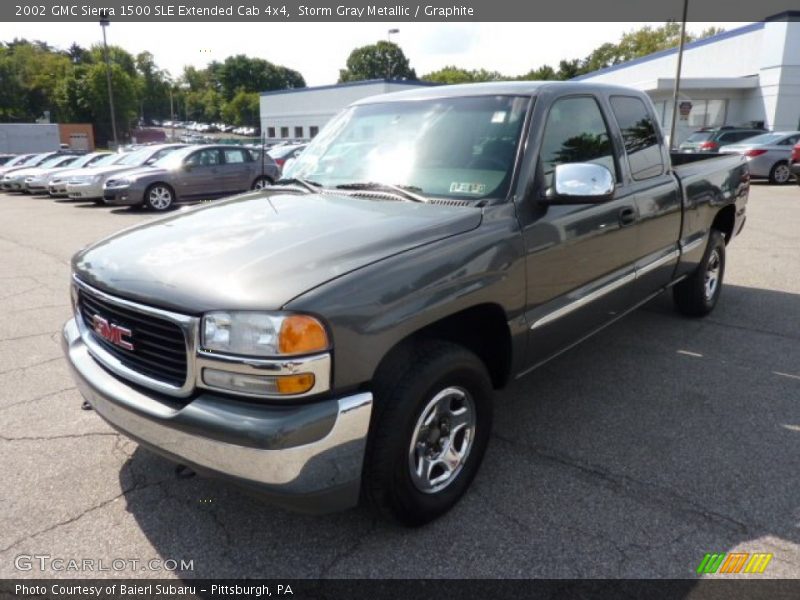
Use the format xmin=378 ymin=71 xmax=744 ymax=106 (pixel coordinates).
xmin=668 ymin=0 xmax=689 ymax=150
xmin=99 ymin=11 xmax=118 ymax=148
xmin=386 ymin=29 xmax=399 ymax=79
xmin=168 ymin=85 xmax=175 ymax=141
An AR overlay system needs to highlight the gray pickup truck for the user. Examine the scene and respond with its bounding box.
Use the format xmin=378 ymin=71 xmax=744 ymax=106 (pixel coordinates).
xmin=62 ymin=82 xmax=748 ymax=526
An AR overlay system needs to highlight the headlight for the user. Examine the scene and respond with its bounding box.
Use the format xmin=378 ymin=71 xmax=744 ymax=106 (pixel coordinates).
xmin=202 ymin=311 xmax=329 ymax=357
xmin=105 ymin=178 xmax=131 ymax=188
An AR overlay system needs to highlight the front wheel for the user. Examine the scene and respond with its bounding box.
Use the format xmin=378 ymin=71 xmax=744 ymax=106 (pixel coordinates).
xmin=363 ymin=341 xmax=493 ymax=526
xmin=673 ymin=230 xmax=726 ymax=317
xmin=145 ymin=184 xmax=175 ymax=211
xmin=769 ymin=161 xmax=791 ymax=185
xmin=251 ymin=176 xmax=273 ymax=191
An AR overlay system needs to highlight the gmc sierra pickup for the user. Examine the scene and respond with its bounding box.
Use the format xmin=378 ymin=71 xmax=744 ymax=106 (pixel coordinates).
xmin=62 ymin=82 xmax=748 ymax=525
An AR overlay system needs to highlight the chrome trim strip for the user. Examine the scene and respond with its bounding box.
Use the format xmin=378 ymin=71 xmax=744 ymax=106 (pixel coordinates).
xmin=530 ymin=247 xmax=682 ymax=331
xmin=196 ymin=351 xmax=332 ymax=399
xmin=681 ymin=236 xmax=705 ymax=254
xmin=530 ymin=271 xmax=636 ymax=330
xmin=72 ymin=276 xmax=199 ymax=399
xmin=636 ymin=249 xmax=680 ymax=278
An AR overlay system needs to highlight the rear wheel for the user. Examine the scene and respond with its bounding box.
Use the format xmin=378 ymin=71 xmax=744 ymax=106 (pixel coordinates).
xmin=363 ymin=340 xmax=493 ymax=526
xmin=769 ymin=161 xmax=791 ymax=185
xmin=673 ymin=230 xmax=726 ymax=317
xmin=145 ymin=184 xmax=174 ymax=211
xmin=251 ymin=176 xmax=273 ymax=191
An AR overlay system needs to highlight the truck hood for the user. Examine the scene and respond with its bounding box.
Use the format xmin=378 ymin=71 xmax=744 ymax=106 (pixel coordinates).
xmin=73 ymin=192 xmax=483 ymax=313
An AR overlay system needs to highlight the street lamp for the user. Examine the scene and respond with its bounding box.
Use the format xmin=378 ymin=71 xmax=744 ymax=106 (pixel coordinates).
xmin=99 ymin=11 xmax=119 ymax=148
xmin=668 ymin=0 xmax=689 ymax=150
xmin=386 ymin=29 xmax=400 ymax=79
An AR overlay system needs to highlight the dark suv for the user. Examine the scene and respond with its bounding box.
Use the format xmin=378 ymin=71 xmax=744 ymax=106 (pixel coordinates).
xmin=679 ymin=126 xmax=766 ymax=153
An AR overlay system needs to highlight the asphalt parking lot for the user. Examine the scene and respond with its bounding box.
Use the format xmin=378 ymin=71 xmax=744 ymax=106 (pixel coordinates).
xmin=0 ymin=184 xmax=798 ymax=579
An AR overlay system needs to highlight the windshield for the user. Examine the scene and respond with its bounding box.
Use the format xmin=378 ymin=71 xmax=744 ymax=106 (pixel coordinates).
xmin=7 ymin=155 xmax=32 ymax=166
xmin=737 ymin=133 xmax=784 ymax=146
xmin=91 ymin=153 xmax=125 ymax=167
xmin=151 ymin=146 xmax=194 ymax=168
xmin=284 ymin=95 xmax=530 ymax=200
xmin=116 ymin=148 xmax=153 ymax=166
xmin=39 ymin=156 xmax=68 ymax=168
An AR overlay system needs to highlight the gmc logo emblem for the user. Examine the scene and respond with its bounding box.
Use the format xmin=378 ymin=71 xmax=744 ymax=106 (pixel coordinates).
xmin=92 ymin=314 xmax=134 ymax=351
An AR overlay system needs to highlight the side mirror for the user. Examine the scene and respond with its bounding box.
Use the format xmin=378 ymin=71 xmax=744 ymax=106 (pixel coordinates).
xmin=544 ymin=163 xmax=615 ymax=204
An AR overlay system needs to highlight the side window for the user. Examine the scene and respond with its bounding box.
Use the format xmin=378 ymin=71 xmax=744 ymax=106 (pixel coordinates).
xmin=610 ymin=95 xmax=664 ymax=180
xmin=538 ymin=96 xmax=616 ymax=190
xmin=186 ymin=149 xmax=221 ymax=167
xmin=223 ymin=149 xmax=248 ymax=164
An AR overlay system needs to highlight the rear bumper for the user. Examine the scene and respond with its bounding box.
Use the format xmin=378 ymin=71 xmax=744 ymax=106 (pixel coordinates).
xmin=62 ymin=317 xmax=373 ymax=513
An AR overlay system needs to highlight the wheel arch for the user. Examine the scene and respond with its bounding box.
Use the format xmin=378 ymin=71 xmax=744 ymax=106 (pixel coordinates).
xmin=371 ymin=303 xmax=513 ymax=391
xmin=711 ymin=204 xmax=736 ymax=244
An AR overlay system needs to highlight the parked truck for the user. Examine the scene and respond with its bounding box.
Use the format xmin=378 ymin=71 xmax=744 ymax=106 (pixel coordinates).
xmin=62 ymin=82 xmax=748 ymax=525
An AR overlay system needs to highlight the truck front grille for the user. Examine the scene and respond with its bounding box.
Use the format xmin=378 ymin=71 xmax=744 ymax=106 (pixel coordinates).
xmin=78 ymin=290 xmax=188 ymax=387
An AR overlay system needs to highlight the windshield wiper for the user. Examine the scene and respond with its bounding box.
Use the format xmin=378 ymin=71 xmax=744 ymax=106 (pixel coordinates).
xmin=335 ymin=182 xmax=429 ymax=203
xmin=273 ymin=177 xmax=322 ymax=193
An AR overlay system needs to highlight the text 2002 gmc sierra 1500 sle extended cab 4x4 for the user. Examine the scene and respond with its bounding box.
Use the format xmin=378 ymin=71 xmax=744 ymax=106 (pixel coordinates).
xmin=62 ymin=82 xmax=748 ymax=525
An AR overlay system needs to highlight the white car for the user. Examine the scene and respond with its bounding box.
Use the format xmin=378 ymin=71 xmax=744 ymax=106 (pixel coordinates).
xmin=24 ymin=152 xmax=112 ymax=193
xmin=1 ymin=154 xmax=78 ymax=191
xmin=65 ymin=144 xmax=185 ymax=201
xmin=48 ymin=153 xmax=126 ymax=197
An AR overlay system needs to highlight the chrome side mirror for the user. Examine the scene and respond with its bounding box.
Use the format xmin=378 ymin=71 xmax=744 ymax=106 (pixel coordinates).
xmin=546 ymin=163 xmax=615 ymax=204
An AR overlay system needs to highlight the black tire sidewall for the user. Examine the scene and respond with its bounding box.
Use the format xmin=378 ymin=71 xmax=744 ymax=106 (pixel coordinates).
xmin=698 ymin=231 xmax=726 ymax=311
xmin=367 ymin=345 xmax=493 ymax=525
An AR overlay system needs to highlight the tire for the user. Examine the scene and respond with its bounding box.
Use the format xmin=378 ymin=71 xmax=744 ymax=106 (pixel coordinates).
xmin=251 ymin=176 xmax=273 ymax=191
xmin=363 ymin=340 xmax=493 ymax=526
xmin=673 ymin=230 xmax=726 ymax=317
xmin=145 ymin=184 xmax=175 ymax=211
xmin=768 ymin=161 xmax=791 ymax=185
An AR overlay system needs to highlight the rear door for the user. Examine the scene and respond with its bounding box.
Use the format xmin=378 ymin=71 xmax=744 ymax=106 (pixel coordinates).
xmin=221 ymin=147 xmax=253 ymax=194
xmin=607 ymin=94 xmax=682 ymax=301
xmin=518 ymin=93 xmax=639 ymax=369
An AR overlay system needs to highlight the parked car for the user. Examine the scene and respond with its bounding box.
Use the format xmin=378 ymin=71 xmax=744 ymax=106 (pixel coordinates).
xmin=103 ymin=144 xmax=280 ymax=210
xmin=0 ymin=152 xmax=67 ymax=189
xmin=63 ymin=82 xmax=748 ymax=525
xmin=267 ymin=143 xmax=306 ymax=170
xmin=0 ymin=153 xmax=17 ymax=166
xmin=65 ymin=144 xmax=186 ymax=202
xmin=679 ymin=126 xmax=766 ymax=153
xmin=2 ymin=154 xmax=81 ymax=192
xmin=49 ymin=153 xmax=127 ymax=197
xmin=24 ymin=152 xmax=112 ymax=194
xmin=719 ymin=131 xmax=800 ymax=184
xmin=791 ymin=142 xmax=800 ymax=185
xmin=0 ymin=153 xmax=50 ymax=177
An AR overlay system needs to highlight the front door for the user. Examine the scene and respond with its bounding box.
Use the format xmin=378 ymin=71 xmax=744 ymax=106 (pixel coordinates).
xmin=177 ymin=148 xmax=223 ymax=199
xmin=519 ymin=94 xmax=639 ymax=370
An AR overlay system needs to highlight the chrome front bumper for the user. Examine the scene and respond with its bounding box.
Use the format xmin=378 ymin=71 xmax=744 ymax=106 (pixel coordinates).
xmin=62 ymin=318 xmax=373 ymax=512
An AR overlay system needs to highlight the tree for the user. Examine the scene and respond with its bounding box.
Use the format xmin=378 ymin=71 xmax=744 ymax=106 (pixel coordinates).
xmin=422 ymin=65 xmax=506 ymax=84
xmin=221 ymin=90 xmax=260 ymax=126
xmin=216 ymin=54 xmax=304 ymax=100
xmin=338 ymin=41 xmax=416 ymax=82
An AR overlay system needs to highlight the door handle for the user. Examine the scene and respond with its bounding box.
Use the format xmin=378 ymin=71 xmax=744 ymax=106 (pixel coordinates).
xmin=619 ymin=207 xmax=637 ymax=226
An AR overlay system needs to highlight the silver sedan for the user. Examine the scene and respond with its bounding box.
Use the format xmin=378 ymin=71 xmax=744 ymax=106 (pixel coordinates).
xmin=720 ymin=131 xmax=800 ymax=184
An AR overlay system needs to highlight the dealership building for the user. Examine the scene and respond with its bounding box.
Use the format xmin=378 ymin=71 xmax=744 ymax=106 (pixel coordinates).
xmin=259 ymin=12 xmax=799 ymax=145
xmin=575 ymin=12 xmax=800 ymax=144
xmin=259 ymin=79 xmax=434 ymax=141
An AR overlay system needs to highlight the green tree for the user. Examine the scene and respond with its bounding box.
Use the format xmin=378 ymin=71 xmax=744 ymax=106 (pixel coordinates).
xmin=338 ymin=41 xmax=416 ymax=82
xmin=217 ymin=54 xmax=304 ymax=100
xmin=221 ymin=90 xmax=260 ymax=126
xmin=422 ymin=65 xmax=506 ymax=84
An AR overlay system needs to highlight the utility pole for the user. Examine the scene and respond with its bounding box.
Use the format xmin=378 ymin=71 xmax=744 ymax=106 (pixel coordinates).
xmin=668 ymin=0 xmax=689 ymax=150
xmin=386 ymin=29 xmax=400 ymax=79
xmin=99 ymin=11 xmax=119 ymax=148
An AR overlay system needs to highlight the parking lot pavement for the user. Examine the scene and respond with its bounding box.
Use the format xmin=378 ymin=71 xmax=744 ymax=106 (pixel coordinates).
xmin=0 ymin=185 xmax=798 ymax=580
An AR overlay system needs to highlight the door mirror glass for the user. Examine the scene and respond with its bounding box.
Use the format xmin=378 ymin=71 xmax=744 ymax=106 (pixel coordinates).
xmin=547 ymin=163 xmax=614 ymax=204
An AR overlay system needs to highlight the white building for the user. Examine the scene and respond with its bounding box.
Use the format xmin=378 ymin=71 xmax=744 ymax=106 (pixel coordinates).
xmin=259 ymin=79 xmax=436 ymax=141
xmin=575 ymin=12 xmax=800 ymax=144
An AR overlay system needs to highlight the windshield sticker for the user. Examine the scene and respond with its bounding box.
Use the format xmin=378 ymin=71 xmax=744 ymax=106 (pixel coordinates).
xmin=491 ymin=111 xmax=507 ymax=123
xmin=450 ymin=182 xmax=487 ymax=195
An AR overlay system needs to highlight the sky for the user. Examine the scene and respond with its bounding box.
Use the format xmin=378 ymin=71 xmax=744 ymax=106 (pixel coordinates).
xmin=2 ymin=21 xmax=748 ymax=85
